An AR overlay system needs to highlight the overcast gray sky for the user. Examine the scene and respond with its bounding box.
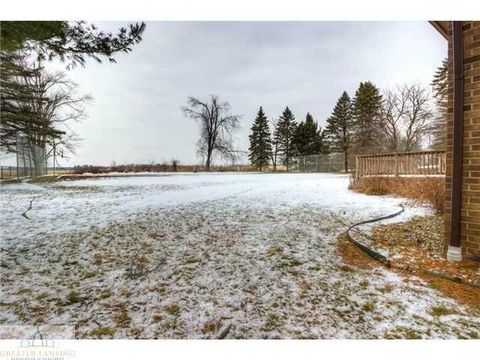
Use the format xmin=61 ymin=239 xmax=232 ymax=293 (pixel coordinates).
xmin=47 ymin=21 xmax=447 ymax=166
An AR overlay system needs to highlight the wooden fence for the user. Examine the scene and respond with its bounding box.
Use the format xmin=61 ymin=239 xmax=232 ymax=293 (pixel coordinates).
xmin=355 ymin=150 xmax=446 ymax=178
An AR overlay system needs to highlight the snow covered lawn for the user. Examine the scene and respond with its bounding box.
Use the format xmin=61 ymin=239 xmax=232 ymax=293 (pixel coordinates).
xmin=1 ymin=173 xmax=479 ymax=338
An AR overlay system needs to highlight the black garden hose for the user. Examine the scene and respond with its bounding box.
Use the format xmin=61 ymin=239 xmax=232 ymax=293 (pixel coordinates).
xmin=343 ymin=205 xmax=480 ymax=288
xmin=344 ymin=204 xmax=405 ymax=263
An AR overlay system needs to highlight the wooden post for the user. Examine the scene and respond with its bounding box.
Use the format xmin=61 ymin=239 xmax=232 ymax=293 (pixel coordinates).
xmin=355 ymin=156 xmax=359 ymax=179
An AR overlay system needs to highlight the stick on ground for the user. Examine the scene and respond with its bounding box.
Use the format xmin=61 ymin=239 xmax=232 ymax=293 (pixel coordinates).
xmin=21 ymin=196 xmax=37 ymax=220
xmin=216 ymin=323 xmax=232 ymax=339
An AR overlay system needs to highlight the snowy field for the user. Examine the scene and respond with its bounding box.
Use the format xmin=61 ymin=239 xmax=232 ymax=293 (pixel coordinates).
xmin=0 ymin=173 xmax=479 ymax=338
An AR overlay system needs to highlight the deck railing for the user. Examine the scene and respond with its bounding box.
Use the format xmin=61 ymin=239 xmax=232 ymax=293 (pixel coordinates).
xmin=355 ymin=150 xmax=446 ymax=178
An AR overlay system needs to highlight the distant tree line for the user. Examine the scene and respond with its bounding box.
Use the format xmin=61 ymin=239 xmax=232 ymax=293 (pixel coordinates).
xmin=72 ymin=161 xmax=257 ymax=174
xmin=248 ymin=60 xmax=447 ymax=172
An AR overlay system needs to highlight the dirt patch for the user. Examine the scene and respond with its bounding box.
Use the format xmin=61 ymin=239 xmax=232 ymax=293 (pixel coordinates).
xmin=339 ymin=238 xmax=479 ymax=309
xmin=371 ymin=216 xmax=480 ymax=288
xmin=337 ymin=234 xmax=375 ymax=270
xmin=415 ymin=272 xmax=480 ymax=309
xmin=338 ymin=216 xmax=480 ymax=310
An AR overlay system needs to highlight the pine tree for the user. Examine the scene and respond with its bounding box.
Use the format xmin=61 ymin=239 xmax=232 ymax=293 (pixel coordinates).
xmin=274 ymin=106 xmax=297 ymax=171
xmin=324 ymin=91 xmax=354 ymax=171
xmin=431 ymin=58 xmax=448 ymax=150
xmin=293 ymin=112 xmax=324 ymax=156
xmin=352 ymin=81 xmax=384 ymax=154
xmin=248 ymin=106 xmax=272 ymax=171
xmin=1 ymin=21 xmax=146 ymax=69
xmin=270 ymin=118 xmax=280 ymax=171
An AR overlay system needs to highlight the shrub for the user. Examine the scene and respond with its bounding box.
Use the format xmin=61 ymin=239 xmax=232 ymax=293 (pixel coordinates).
xmin=350 ymin=176 xmax=445 ymax=213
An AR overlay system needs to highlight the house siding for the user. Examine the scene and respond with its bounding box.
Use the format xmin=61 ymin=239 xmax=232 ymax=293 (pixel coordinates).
xmin=445 ymin=21 xmax=480 ymax=257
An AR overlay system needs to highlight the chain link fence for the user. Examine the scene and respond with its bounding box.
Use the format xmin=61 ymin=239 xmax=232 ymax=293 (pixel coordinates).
xmin=0 ymin=135 xmax=48 ymax=179
xmin=296 ymin=153 xmax=346 ymax=173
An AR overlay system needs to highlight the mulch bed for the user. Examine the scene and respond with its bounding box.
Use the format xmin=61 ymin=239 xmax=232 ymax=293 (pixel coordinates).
xmin=338 ymin=215 xmax=480 ymax=309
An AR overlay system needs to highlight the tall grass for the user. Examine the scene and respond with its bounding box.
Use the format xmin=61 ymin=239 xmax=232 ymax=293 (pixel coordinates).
xmin=349 ymin=176 xmax=445 ymax=213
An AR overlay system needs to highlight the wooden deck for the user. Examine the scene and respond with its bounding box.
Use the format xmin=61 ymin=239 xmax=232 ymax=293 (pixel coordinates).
xmin=355 ymin=150 xmax=446 ymax=178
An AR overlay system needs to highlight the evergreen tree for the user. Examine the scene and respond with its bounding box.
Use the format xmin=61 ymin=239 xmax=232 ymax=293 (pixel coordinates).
xmin=431 ymin=58 xmax=448 ymax=150
xmin=293 ymin=112 xmax=324 ymax=156
xmin=324 ymin=91 xmax=354 ymax=171
xmin=352 ymin=81 xmax=384 ymax=154
xmin=0 ymin=21 xmax=146 ymax=68
xmin=270 ymin=118 xmax=280 ymax=171
xmin=248 ymin=106 xmax=272 ymax=171
xmin=274 ymin=106 xmax=297 ymax=171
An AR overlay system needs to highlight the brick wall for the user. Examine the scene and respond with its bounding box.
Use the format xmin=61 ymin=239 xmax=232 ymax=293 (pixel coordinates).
xmin=444 ymin=21 xmax=480 ymax=257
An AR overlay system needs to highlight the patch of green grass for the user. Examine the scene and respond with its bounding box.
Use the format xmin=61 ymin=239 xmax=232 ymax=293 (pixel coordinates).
xmin=33 ymin=316 xmax=45 ymax=325
xmin=402 ymin=328 xmax=422 ymax=339
xmin=359 ymin=280 xmax=369 ymax=289
xmin=83 ymin=271 xmax=97 ymax=279
xmin=466 ymin=331 xmax=479 ymax=339
xmin=430 ymin=305 xmax=456 ymax=317
xmin=384 ymin=327 xmax=422 ymax=339
xmin=64 ymin=291 xmax=81 ymax=305
xmin=378 ymin=284 xmax=394 ymax=293
xmin=36 ymin=292 xmax=49 ymax=301
xmin=11 ymin=302 xmax=30 ymax=322
xmin=427 ymin=283 xmax=441 ymax=290
xmin=289 ymin=259 xmax=302 ymax=267
xmin=264 ymin=313 xmax=282 ymax=329
xmin=89 ymin=327 xmax=115 ymax=338
xmin=362 ymin=301 xmax=375 ymax=312
xmin=98 ymin=290 xmax=113 ymax=299
xmin=114 ymin=308 xmax=131 ymax=327
xmin=63 ymin=260 xmax=78 ymax=266
xmin=17 ymin=288 xmax=31 ymax=295
xmin=202 ymin=320 xmax=219 ymax=334
xmin=120 ymin=289 xmax=132 ymax=298
xmin=165 ymin=304 xmax=180 ymax=316
xmin=127 ymin=327 xmax=143 ymax=338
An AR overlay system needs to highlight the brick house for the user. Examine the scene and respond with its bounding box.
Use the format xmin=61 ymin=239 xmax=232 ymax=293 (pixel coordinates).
xmin=430 ymin=21 xmax=480 ymax=261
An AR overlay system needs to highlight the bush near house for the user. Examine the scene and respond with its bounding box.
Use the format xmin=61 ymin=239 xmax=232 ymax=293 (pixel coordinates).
xmin=349 ymin=176 xmax=445 ymax=213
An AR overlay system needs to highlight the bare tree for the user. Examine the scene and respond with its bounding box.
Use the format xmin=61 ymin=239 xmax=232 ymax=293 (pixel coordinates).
xmin=403 ymin=85 xmax=434 ymax=151
xmin=380 ymin=84 xmax=434 ymax=152
xmin=18 ymin=60 xmax=92 ymax=174
xmin=0 ymin=53 xmax=60 ymax=153
xmin=182 ymin=95 xmax=241 ymax=170
xmin=380 ymin=89 xmax=406 ymax=152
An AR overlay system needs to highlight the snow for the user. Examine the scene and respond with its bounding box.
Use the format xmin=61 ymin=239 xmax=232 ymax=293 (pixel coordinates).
xmin=0 ymin=173 xmax=427 ymax=242
xmin=0 ymin=173 xmax=479 ymax=338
